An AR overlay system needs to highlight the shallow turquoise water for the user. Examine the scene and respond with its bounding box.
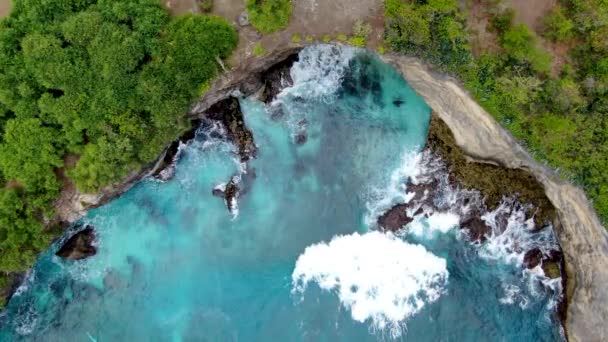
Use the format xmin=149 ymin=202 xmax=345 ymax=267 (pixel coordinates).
xmin=0 ymin=46 xmax=562 ymax=341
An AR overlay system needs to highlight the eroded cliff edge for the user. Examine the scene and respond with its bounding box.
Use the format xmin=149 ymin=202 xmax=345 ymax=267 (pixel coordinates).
xmin=381 ymin=54 xmax=608 ymax=342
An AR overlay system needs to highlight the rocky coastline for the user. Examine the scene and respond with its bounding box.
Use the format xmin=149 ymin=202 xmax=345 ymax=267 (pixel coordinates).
xmin=381 ymin=54 xmax=608 ymax=342
xmin=40 ymin=44 xmax=608 ymax=341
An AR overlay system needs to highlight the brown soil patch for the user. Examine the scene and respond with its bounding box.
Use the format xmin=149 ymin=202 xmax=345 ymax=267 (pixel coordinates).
xmin=212 ymin=0 xmax=384 ymax=68
xmin=0 ymin=0 xmax=11 ymax=18
xmin=509 ymin=0 xmax=556 ymax=32
xmin=462 ymin=0 xmax=501 ymax=57
xmin=164 ymin=0 xmax=200 ymax=16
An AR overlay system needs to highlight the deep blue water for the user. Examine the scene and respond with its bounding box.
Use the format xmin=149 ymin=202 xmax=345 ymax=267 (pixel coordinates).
xmin=0 ymin=45 xmax=562 ymax=341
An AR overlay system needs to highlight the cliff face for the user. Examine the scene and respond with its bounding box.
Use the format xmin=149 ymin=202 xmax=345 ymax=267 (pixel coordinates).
xmin=381 ymin=54 xmax=608 ymax=342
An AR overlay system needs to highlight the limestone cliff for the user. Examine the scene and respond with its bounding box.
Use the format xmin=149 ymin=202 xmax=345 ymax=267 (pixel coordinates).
xmin=382 ymin=54 xmax=608 ymax=342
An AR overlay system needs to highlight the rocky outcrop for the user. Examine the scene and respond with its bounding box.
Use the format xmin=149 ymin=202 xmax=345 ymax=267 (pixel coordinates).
xmin=56 ymin=226 xmax=97 ymax=260
xmin=204 ymin=97 xmax=256 ymax=161
xmin=382 ymin=54 xmax=608 ymax=342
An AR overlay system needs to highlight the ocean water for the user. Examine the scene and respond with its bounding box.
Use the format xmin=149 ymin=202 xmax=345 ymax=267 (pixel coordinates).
xmin=0 ymin=45 xmax=563 ymax=341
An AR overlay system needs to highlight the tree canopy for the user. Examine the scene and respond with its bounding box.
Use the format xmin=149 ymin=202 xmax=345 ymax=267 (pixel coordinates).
xmin=385 ymin=0 xmax=608 ymax=224
xmin=0 ymin=0 xmax=237 ymax=290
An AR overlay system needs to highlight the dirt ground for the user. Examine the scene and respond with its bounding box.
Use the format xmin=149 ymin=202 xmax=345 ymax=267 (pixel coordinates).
xmin=0 ymin=0 xmax=11 ymax=18
xmin=463 ymin=0 xmax=568 ymax=75
xmin=210 ymin=0 xmax=384 ymax=68
xmin=509 ymin=0 xmax=556 ymax=32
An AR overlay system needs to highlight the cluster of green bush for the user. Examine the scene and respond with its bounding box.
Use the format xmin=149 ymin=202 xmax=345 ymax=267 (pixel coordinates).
xmin=0 ymin=0 xmax=237 ymax=299
xmin=246 ymin=0 xmax=292 ymax=33
xmin=385 ymin=0 xmax=608 ymax=223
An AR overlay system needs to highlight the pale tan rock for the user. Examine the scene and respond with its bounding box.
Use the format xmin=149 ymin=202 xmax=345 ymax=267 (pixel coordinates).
xmin=382 ymin=54 xmax=608 ymax=342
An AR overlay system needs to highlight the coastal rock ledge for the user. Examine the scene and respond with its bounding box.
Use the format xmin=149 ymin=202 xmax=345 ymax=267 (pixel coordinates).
xmin=380 ymin=54 xmax=608 ymax=342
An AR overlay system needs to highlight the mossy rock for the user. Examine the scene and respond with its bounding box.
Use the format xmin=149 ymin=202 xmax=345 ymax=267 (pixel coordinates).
xmin=542 ymin=261 xmax=561 ymax=279
xmin=427 ymin=114 xmax=556 ymax=226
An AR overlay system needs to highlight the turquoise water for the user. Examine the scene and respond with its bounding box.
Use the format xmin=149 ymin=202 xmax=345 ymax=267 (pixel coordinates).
xmin=0 ymin=46 xmax=562 ymax=341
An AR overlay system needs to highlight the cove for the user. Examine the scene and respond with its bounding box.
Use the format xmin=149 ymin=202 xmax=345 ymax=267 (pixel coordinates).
xmin=0 ymin=45 xmax=563 ymax=341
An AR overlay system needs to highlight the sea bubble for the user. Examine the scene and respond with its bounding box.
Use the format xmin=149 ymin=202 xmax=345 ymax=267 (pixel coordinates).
xmin=291 ymin=231 xmax=448 ymax=338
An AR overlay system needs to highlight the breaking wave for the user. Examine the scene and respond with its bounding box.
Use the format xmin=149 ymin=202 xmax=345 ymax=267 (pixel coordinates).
xmin=292 ymin=231 xmax=448 ymax=338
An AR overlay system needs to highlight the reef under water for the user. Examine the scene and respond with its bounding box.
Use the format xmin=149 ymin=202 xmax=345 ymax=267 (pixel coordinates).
xmin=0 ymin=45 xmax=564 ymax=341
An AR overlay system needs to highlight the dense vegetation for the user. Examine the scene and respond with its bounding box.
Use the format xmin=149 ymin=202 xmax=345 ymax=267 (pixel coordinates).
xmin=385 ymin=0 xmax=608 ymax=223
xmin=0 ymin=0 xmax=237 ymax=304
xmin=246 ymin=0 xmax=292 ymax=33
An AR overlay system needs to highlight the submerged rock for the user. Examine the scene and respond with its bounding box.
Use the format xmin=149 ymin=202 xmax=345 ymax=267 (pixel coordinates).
xmin=56 ymin=226 xmax=97 ymax=260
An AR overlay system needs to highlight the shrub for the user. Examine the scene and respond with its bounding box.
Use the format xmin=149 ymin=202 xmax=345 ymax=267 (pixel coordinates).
xmin=0 ymin=0 xmax=238 ymax=285
xmin=246 ymin=0 xmax=292 ymax=33
xmin=348 ymin=36 xmax=366 ymax=47
xmin=253 ymin=42 xmax=266 ymax=56
xmin=291 ymin=34 xmax=301 ymax=43
xmin=543 ymin=5 xmax=574 ymax=42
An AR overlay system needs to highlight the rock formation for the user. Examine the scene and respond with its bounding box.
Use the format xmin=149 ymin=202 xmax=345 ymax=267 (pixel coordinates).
xmin=56 ymin=226 xmax=97 ymax=260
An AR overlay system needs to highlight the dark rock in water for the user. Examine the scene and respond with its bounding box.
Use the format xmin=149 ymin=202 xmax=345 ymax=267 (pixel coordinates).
xmin=224 ymin=178 xmax=239 ymax=212
xmin=205 ymin=97 xmax=257 ymax=161
xmin=378 ymin=204 xmax=414 ymax=232
xmin=152 ymin=119 xmax=202 ymax=181
xmin=261 ymin=53 xmax=299 ymax=103
xmin=213 ymin=177 xmax=239 ymax=213
xmin=524 ymin=248 xmax=543 ymax=268
xmin=461 ymin=216 xmax=490 ymax=243
xmin=56 ymin=226 xmax=97 ymax=260
xmin=393 ymin=98 xmax=405 ymax=107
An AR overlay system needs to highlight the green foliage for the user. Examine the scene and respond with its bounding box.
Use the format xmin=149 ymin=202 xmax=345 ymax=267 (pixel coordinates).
xmin=321 ymin=34 xmax=332 ymax=43
xmin=246 ymin=0 xmax=292 ymax=34
xmin=385 ymin=0 xmax=608 ymax=223
xmin=543 ymin=5 xmax=574 ymax=42
xmin=385 ymin=0 xmax=472 ymax=75
xmin=253 ymin=42 xmax=266 ymax=56
xmin=291 ymin=33 xmax=301 ymax=43
xmin=502 ymin=24 xmax=552 ymax=74
xmin=305 ymin=35 xmax=314 ymax=42
xmin=347 ymin=20 xmax=372 ymax=47
xmin=0 ymin=189 xmax=50 ymax=273
xmin=0 ymin=0 xmax=237 ymax=288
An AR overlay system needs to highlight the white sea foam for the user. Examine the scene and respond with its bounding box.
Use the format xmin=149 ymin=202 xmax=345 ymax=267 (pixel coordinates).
xmin=407 ymin=212 xmax=460 ymax=238
xmin=480 ymin=199 xmax=560 ymax=267
xmin=364 ymin=151 xmax=424 ymax=228
xmin=279 ymin=44 xmax=357 ymax=101
xmin=292 ymin=231 xmax=448 ymax=338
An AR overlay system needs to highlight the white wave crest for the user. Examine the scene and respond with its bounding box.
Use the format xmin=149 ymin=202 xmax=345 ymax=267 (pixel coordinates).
xmin=277 ymin=44 xmax=356 ymax=101
xmin=480 ymin=199 xmax=560 ymax=267
xmin=292 ymin=231 xmax=448 ymax=338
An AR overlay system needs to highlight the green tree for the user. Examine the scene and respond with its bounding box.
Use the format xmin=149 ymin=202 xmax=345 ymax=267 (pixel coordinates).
xmin=246 ymin=0 xmax=292 ymax=33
